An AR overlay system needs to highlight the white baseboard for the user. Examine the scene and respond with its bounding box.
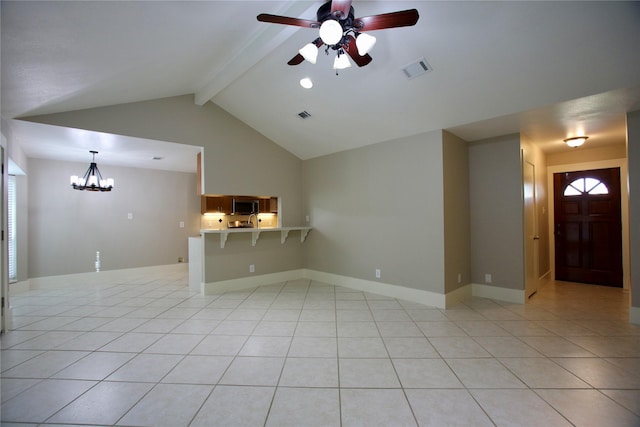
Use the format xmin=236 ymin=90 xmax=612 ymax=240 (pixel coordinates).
xmin=24 ymin=263 xmax=188 ymax=290
xmin=3 ymin=306 xmax=14 ymax=330
xmin=303 ymin=270 xmax=447 ymax=308
xmin=444 ymin=284 xmax=473 ymax=308
xmin=9 ymin=280 xmax=30 ymax=294
xmin=471 ymin=283 xmax=526 ymax=304
xmin=202 ymin=270 xmax=530 ymax=309
xmin=203 ymin=269 xmax=306 ymax=295
xmin=630 ymin=306 xmax=640 ymax=325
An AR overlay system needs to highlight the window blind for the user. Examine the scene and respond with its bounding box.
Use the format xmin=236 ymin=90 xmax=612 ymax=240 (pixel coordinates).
xmin=8 ymin=175 xmax=16 ymax=282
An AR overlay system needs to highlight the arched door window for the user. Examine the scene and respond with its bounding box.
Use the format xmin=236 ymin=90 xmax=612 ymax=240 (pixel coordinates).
xmin=563 ymin=177 xmax=609 ymax=196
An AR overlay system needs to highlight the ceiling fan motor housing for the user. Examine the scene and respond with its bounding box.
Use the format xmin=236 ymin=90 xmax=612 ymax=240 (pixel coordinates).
xmin=317 ymin=1 xmax=355 ymax=24
xmin=257 ymin=1 xmax=419 ymax=67
xmin=317 ymin=2 xmax=356 ymax=50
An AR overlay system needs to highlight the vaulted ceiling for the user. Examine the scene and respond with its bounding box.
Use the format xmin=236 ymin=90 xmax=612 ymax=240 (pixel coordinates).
xmin=2 ymin=1 xmax=640 ymax=172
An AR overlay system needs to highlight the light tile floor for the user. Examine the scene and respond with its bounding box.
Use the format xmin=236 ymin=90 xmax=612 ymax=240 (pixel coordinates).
xmin=1 ymin=274 xmax=639 ymax=426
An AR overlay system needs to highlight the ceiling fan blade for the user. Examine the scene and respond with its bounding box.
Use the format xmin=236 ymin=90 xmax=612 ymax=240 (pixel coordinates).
xmin=344 ymin=35 xmax=372 ymax=67
xmin=288 ymin=54 xmax=305 ymax=66
xmin=288 ymin=38 xmax=324 ymax=66
xmin=330 ymin=0 xmax=353 ymax=20
xmin=353 ymin=9 xmax=419 ymax=31
xmin=257 ymin=13 xmax=320 ymax=29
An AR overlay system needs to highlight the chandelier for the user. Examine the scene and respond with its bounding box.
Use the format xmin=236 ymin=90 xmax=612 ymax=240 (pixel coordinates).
xmin=70 ymin=150 xmax=114 ymax=192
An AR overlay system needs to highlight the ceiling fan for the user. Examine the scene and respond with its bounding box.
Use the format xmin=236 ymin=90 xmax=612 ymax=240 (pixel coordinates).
xmin=257 ymin=0 xmax=419 ymax=70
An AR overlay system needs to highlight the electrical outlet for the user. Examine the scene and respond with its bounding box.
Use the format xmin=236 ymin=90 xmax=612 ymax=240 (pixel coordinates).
xmin=485 ymin=273 xmax=492 ymax=283
xmin=457 ymin=273 xmax=462 ymax=284
xmin=179 ymin=221 xmax=185 ymax=228
xmin=375 ymin=269 xmax=381 ymax=279
xmin=249 ymin=264 xmax=255 ymax=273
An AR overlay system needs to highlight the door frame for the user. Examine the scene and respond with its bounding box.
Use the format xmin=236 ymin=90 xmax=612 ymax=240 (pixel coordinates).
xmin=523 ymin=159 xmax=539 ymax=298
xmin=1 ymin=146 xmax=6 ymax=332
xmin=547 ymin=158 xmax=630 ymax=289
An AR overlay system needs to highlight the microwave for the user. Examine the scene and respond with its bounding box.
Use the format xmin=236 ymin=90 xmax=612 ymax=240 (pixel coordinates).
xmin=232 ymin=198 xmax=259 ymax=215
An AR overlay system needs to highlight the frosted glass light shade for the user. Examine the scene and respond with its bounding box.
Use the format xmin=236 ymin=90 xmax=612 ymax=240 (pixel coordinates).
xmin=564 ymin=136 xmax=588 ymax=148
xmin=356 ymin=33 xmax=376 ymax=55
xmin=333 ymin=53 xmax=351 ymax=70
xmin=319 ymin=20 xmax=343 ymax=45
xmin=299 ymin=43 xmax=318 ymax=64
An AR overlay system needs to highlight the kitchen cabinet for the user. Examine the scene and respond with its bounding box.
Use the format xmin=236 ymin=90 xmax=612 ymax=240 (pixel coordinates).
xmin=259 ymin=198 xmax=269 ymax=213
xmin=259 ymin=197 xmax=278 ymax=213
xmin=201 ymin=195 xmax=232 ymax=214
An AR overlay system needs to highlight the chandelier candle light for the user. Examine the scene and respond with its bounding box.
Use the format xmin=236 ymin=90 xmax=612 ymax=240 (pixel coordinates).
xmin=70 ymin=150 xmax=114 ymax=192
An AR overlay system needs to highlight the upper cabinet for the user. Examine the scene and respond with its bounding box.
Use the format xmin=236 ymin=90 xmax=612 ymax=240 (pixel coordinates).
xmin=201 ymin=195 xmax=232 ymax=214
xmin=259 ymin=197 xmax=278 ymax=213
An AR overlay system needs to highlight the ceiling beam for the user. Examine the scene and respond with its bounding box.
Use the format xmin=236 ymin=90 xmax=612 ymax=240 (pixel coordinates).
xmin=194 ymin=1 xmax=320 ymax=106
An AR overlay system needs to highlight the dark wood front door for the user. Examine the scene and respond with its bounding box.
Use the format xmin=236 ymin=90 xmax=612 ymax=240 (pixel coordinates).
xmin=554 ymin=168 xmax=622 ymax=287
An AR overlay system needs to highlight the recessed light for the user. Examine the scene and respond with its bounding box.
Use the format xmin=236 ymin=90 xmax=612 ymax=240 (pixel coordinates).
xmin=300 ymin=77 xmax=313 ymax=89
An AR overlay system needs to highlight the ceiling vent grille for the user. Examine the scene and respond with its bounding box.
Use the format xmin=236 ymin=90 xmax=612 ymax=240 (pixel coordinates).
xmin=298 ymin=111 xmax=312 ymax=119
xmin=402 ymin=58 xmax=431 ymax=80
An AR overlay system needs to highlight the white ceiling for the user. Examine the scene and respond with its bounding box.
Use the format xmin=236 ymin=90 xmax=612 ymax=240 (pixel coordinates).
xmin=2 ymin=1 xmax=640 ymax=172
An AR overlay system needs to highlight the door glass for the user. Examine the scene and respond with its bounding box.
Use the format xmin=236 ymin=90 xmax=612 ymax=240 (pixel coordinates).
xmin=563 ymin=177 xmax=609 ymax=196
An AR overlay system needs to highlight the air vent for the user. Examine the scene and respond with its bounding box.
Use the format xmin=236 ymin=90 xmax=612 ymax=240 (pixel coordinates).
xmin=402 ymin=58 xmax=431 ymax=80
xmin=298 ymin=111 xmax=312 ymax=119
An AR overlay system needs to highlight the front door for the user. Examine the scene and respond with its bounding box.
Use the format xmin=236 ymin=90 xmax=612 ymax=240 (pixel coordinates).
xmin=553 ymin=168 xmax=622 ymax=287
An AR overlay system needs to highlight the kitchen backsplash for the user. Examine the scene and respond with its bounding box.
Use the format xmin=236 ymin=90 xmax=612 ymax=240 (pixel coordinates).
xmin=201 ymin=213 xmax=279 ymax=230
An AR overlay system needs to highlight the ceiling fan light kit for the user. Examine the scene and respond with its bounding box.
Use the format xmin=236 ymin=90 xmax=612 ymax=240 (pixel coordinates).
xmin=319 ymin=19 xmax=343 ymax=45
xmin=257 ymin=0 xmax=419 ymax=72
xmin=333 ymin=51 xmax=352 ymax=70
xmin=355 ymin=32 xmax=376 ymax=55
xmin=299 ymin=43 xmax=319 ymax=64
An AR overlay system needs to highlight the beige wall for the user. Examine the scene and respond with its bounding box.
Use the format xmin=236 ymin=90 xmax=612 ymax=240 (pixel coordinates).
xmin=203 ymin=232 xmax=304 ymax=283
xmin=302 ymin=130 xmax=447 ymax=294
xmin=25 ymin=95 xmax=305 ymax=226
xmin=23 ymin=95 xmax=306 ymax=282
xmin=521 ymin=134 xmax=550 ymax=279
xmin=469 ymin=134 xmax=524 ymax=290
xmin=547 ymin=144 xmax=627 ymax=166
xmin=10 ymin=96 xmax=636 ymax=315
xmin=442 ymin=131 xmax=471 ymax=293
xmin=626 ymin=110 xmax=640 ymax=311
xmin=28 ymin=158 xmax=199 ymax=277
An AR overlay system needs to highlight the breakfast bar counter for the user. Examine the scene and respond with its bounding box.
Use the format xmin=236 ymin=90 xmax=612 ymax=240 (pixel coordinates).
xmin=201 ymin=226 xmax=311 ymax=248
